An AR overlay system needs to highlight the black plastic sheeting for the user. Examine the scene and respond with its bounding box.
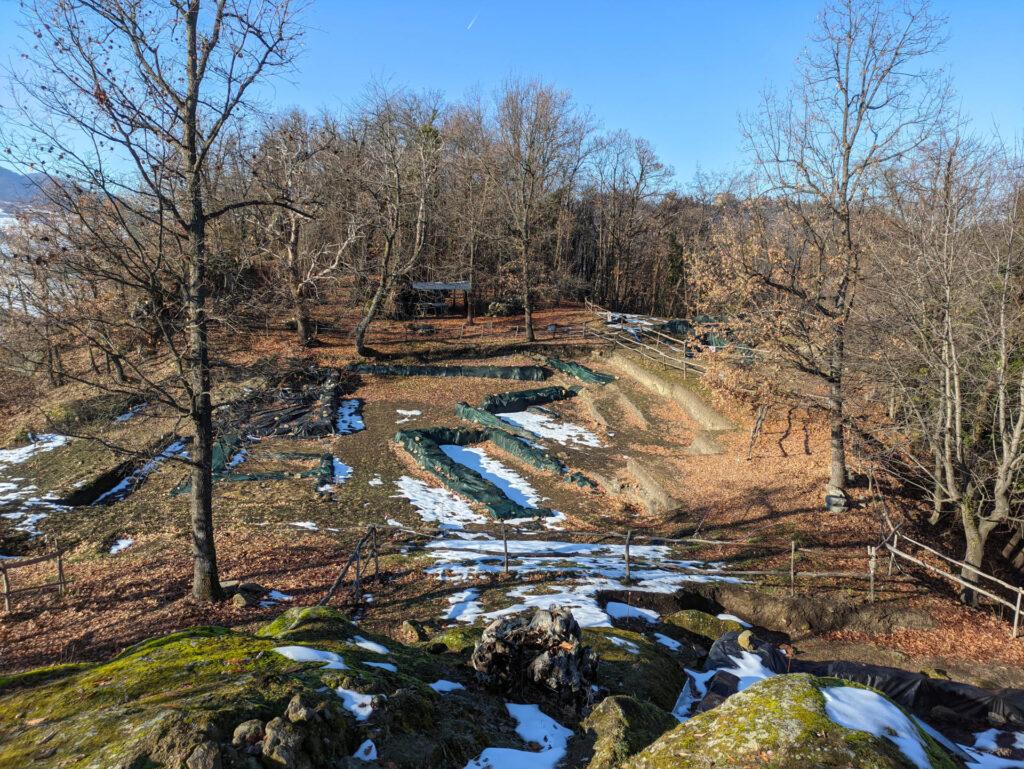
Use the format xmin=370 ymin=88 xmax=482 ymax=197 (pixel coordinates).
xmin=545 ymin=358 xmax=615 ymax=385
xmin=702 ymin=632 xmax=1024 ymax=728
xmin=396 ymin=427 xmax=554 ymax=520
xmin=350 ymin=363 xmax=549 ymax=381
xmin=481 ymin=386 xmax=580 ymax=414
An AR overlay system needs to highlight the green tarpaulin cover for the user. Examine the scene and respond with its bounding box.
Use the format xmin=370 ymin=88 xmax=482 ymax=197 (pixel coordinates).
xmin=545 ymin=358 xmax=615 ymax=385
xmin=481 ymin=385 xmax=580 ymax=414
xmin=350 ymin=363 xmax=549 ymax=381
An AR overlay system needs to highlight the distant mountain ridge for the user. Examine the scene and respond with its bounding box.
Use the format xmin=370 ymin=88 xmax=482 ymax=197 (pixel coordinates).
xmin=0 ymin=166 xmax=46 ymax=208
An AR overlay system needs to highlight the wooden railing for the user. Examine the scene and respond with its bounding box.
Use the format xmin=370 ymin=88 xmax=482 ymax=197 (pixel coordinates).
xmin=1 ymin=544 xmax=67 ymax=612
xmin=319 ymin=525 xmax=381 ymax=607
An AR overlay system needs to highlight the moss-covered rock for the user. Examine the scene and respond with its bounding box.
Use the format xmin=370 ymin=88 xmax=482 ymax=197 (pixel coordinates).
xmin=421 ymin=624 xmax=483 ymax=655
xmin=622 ymin=673 xmax=958 ymax=769
xmin=579 ymin=695 xmax=678 ymax=769
xmin=256 ymin=604 xmax=359 ymax=641
xmin=584 ymin=628 xmax=687 ymax=711
xmin=662 ymin=609 xmax=742 ymax=644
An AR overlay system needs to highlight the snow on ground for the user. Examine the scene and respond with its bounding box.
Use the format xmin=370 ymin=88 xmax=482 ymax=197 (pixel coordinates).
xmin=336 ymin=400 xmax=365 ymax=434
xmin=352 ymin=635 xmax=390 ymax=654
xmin=958 ymin=729 xmax=1024 ymax=768
xmin=395 ymin=409 xmax=421 ymax=425
xmin=445 ymin=588 xmax=483 ymax=622
xmin=497 ymin=411 xmax=602 ymax=448
xmin=109 ymin=538 xmax=133 ymax=554
xmin=823 ymin=685 xmax=932 ymax=769
xmin=605 ymin=601 xmax=659 ymax=623
xmin=353 ymin=740 xmax=378 ymax=761
xmin=335 ymin=685 xmax=377 ymax=721
xmin=0 ymin=434 xmax=69 ymax=470
xmin=364 ymin=661 xmax=398 ymax=673
xmin=368 ymin=475 xmax=383 ymax=486
xmin=94 ymin=439 xmax=189 ymax=505
xmin=462 ymin=703 xmax=572 ymax=769
xmin=429 ymin=679 xmax=465 ymax=692
xmin=393 ymin=476 xmax=487 ymax=529
xmin=653 ymin=632 xmax=682 ymax=651
xmin=609 ymin=636 xmax=640 ymax=653
xmin=425 ymin=537 xmax=736 ymax=627
xmin=672 ymin=668 xmax=716 ymax=722
xmin=290 ymin=521 xmax=319 ymax=531
xmin=273 ymin=645 xmax=347 ymax=670
xmin=114 ymin=403 xmax=147 ymax=422
xmin=717 ymin=612 xmax=751 ymax=627
xmin=440 ymin=445 xmax=543 ymax=508
xmin=318 ymin=458 xmax=352 ymax=492
xmin=719 ymin=651 xmax=777 ymax=692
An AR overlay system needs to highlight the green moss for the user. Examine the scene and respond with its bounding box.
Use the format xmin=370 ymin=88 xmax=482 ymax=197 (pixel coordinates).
xmin=662 ymin=609 xmax=742 ymax=644
xmin=421 ymin=625 xmax=483 ymax=655
xmin=256 ymin=605 xmax=358 ymax=641
xmin=0 ymin=662 xmax=94 ymax=693
xmin=580 ymin=695 xmax=677 ymax=769
xmin=622 ymin=674 xmax=958 ymax=769
xmin=584 ymin=628 xmax=687 ymax=711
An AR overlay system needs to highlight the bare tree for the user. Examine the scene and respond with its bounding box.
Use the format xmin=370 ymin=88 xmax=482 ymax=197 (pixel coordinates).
xmin=493 ymin=80 xmax=591 ymax=341
xmin=732 ymin=0 xmax=947 ymax=503
xmin=349 ymin=88 xmax=443 ymax=357
xmin=2 ymin=0 xmax=302 ymax=601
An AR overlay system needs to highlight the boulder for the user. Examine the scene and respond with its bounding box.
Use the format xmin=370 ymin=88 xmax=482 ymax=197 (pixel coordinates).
xmin=578 ymin=695 xmax=677 ymax=769
xmin=231 ymin=720 xmax=263 ymax=750
xmin=622 ymin=673 xmax=958 ymax=769
xmin=583 ymin=628 xmax=688 ymax=711
xmin=396 ymin=619 xmax=429 ymax=644
xmin=470 ymin=607 xmax=597 ymax=711
xmin=663 ymin=610 xmax=743 ymax=644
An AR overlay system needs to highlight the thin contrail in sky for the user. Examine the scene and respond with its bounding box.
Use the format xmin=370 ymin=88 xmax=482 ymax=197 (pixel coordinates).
xmin=466 ymin=12 xmax=479 ymax=30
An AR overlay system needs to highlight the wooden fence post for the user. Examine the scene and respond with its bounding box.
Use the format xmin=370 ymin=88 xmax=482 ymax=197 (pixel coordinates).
xmin=624 ymin=530 xmax=633 ymax=584
xmin=354 ymin=549 xmax=362 ymax=604
xmin=789 ymin=541 xmax=796 ymax=596
xmin=1 ymin=567 xmax=9 ymax=613
xmin=502 ymin=523 xmax=509 ymax=577
xmin=1014 ymin=589 xmax=1022 ymax=639
xmin=371 ymin=526 xmax=380 ymax=583
xmin=868 ymin=546 xmax=877 ymax=602
xmin=887 ymin=532 xmax=898 ymax=577
xmin=57 ymin=551 xmax=66 ymax=596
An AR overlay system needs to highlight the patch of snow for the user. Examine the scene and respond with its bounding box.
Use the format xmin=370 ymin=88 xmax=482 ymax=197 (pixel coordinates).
xmin=717 ymin=612 xmax=751 ymax=627
xmin=353 ymin=740 xmax=377 ymax=761
xmin=672 ymin=668 xmax=716 ymax=722
xmin=445 ymin=588 xmax=483 ymax=622
xmin=109 ymin=538 xmax=134 ymax=554
xmin=462 ymin=703 xmax=572 ymax=769
xmin=335 ymin=685 xmax=376 ymax=721
xmin=393 ymin=476 xmax=486 ymax=529
xmin=440 ymin=445 xmax=543 ymax=508
xmin=94 ymin=439 xmax=189 ymax=505
xmin=653 ymin=632 xmax=682 ymax=651
xmin=720 ymin=652 xmax=776 ymax=692
xmin=319 ymin=457 xmax=353 ymax=492
xmin=498 ymin=411 xmax=601 ymax=448
xmin=114 ymin=402 xmax=147 ymax=422
xmin=368 ymin=475 xmax=383 ymax=486
xmin=823 ymin=685 xmax=932 ymax=769
xmin=363 ymin=661 xmax=398 ymax=673
xmin=609 ymin=636 xmax=640 ymax=653
xmin=0 ymin=434 xmax=69 ymax=470
xmin=226 ymin=449 xmax=249 ymax=469
xmin=395 ymin=408 xmax=422 ymax=424
xmin=336 ymin=400 xmax=365 ymax=434
xmin=429 ymin=679 xmax=465 ymax=693
xmin=290 ymin=520 xmax=319 ymax=531
xmin=605 ymin=602 xmax=659 ymax=623
xmin=352 ymin=635 xmax=389 ymax=655
xmin=274 ymin=645 xmax=347 ymax=670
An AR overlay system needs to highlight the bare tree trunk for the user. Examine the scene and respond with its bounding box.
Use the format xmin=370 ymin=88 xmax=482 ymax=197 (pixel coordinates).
xmin=466 ymin=239 xmax=476 ymax=325
xmin=520 ymin=240 xmax=534 ymax=342
xmin=355 ymin=275 xmax=389 ymax=357
xmin=959 ymin=494 xmax=995 ymax=606
xmin=828 ymin=337 xmax=847 ymax=497
xmin=286 ymin=219 xmax=311 ymax=346
xmin=185 ymin=4 xmax=221 ymax=604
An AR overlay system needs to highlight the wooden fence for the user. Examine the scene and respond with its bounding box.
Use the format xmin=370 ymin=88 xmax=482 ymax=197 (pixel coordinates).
xmin=0 ymin=545 xmax=67 ymax=612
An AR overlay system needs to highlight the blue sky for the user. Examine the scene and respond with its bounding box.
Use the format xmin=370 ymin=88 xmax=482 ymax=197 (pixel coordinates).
xmin=0 ymin=0 xmax=1021 ymax=183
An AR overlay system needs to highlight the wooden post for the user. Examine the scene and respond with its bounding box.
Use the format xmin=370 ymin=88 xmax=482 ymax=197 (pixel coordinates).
xmin=1 ymin=567 xmax=9 ymax=613
xmin=57 ymin=551 xmax=66 ymax=596
xmin=502 ymin=523 xmax=509 ymax=577
xmin=868 ymin=546 xmax=877 ymax=602
xmin=354 ymin=549 xmax=362 ymax=604
xmin=1014 ymin=589 xmax=1022 ymax=639
xmin=371 ymin=526 xmax=380 ymax=583
xmin=789 ymin=540 xmax=796 ymax=596
xmin=624 ymin=530 xmax=633 ymax=584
